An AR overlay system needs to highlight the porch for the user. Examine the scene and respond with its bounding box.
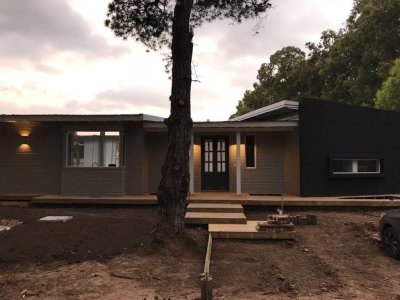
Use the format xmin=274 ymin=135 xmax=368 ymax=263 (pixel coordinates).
xmin=27 ymin=192 xmax=400 ymax=207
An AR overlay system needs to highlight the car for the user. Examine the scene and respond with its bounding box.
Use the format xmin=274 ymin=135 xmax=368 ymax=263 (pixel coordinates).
xmin=379 ymin=209 xmax=400 ymax=259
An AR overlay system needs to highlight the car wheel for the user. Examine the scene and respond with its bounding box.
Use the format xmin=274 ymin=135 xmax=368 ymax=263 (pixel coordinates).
xmin=382 ymin=227 xmax=400 ymax=259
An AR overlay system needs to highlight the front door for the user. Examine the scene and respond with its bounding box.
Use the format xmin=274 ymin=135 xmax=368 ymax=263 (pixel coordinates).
xmin=201 ymin=136 xmax=229 ymax=191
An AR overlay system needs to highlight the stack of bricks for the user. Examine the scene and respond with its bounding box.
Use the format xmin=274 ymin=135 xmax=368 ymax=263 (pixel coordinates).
xmin=256 ymin=214 xmax=295 ymax=232
xmin=289 ymin=214 xmax=317 ymax=226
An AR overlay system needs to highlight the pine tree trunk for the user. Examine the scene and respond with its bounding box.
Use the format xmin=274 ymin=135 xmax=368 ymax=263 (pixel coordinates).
xmin=157 ymin=0 xmax=194 ymax=234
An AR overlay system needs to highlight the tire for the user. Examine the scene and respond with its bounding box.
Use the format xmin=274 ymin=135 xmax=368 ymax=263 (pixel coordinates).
xmin=382 ymin=227 xmax=400 ymax=259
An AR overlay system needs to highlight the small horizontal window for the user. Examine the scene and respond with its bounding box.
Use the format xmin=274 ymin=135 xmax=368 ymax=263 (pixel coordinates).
xmin=66 ymin=131 xmax=123 ymax=167
xmin=332 ymin=159 xmax=380 ymax=174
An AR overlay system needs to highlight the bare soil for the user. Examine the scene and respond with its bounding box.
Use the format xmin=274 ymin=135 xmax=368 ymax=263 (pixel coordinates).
xmin=0 ymin=205 xmax=399 ymax=299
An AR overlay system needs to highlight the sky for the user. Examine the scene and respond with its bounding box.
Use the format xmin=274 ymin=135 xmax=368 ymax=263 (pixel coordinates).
xmin=0 ymin=0 xmax=353 ymax=121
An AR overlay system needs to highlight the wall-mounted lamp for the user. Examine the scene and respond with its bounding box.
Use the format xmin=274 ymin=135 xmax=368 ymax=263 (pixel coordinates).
xmin=18 ymin=135 xmax=31 ymax=152
xmin=20 ymin=136 xmax=30 ymax=145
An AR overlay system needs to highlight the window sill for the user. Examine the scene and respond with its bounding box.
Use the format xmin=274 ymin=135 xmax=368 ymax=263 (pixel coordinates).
xmin=329 ymin=173 xmax=385 ymax=179
xmin=63 ymin=166 xmax=125 ymax=170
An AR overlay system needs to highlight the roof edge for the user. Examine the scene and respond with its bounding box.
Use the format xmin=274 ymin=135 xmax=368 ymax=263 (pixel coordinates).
xmin=229 ymin=100 xmax=299 ymax=122
xmin=0 ymin=113 xmax=165 ymax=122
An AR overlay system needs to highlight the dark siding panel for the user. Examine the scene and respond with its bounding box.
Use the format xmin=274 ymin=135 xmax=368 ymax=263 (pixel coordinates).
xmin=61 ymin=168 xmax=125 ymax=196
xmin=0 ymin=122 xmax=62 ymax=194
xmin=124 ymin=125 xmax=146 ymax=195
xmin=146 ymin=132 xmax=168 ymax=193
xmin=299 ymin=98 xmax=400 ymax=196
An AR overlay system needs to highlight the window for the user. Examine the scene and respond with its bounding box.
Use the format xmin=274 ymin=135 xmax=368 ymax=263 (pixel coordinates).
xmin=332 ymin=159 xmax=380 ymax=174
xmin=66 ymin=131 xmax=123 ymax=167
xmin=245 ymin=135 xmax=256 ymax=168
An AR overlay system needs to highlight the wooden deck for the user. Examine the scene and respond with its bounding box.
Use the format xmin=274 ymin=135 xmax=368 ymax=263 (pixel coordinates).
xmin=188 ymin=193 xmax=400 ymax=207
xmin=0 ymin=192 xmax=397 ymax=207
xmin=31 ymin=195 xmax=157 ymax=205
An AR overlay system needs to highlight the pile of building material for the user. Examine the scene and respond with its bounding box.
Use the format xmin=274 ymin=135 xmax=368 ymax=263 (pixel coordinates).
xmin=38 ymin=216 xmax=73 ymax=223
xmin=256 ymin=214 xmax=295 ymax=232
xmin=288 ymin=214 xmax=317 ymax=225
xmin=0 ymin=219 xmax=22 ymax=232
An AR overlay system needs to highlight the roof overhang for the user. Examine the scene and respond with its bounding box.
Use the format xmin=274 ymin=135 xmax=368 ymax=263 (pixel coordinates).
xmin=229 ymin=100 xmax=299 ymax=122
xmin=144 ymin=121 xmax=298 ymax=132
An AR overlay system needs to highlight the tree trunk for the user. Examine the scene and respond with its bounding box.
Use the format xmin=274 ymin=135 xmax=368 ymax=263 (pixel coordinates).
xmin=157 ymin=0 xmax=194 ymax=234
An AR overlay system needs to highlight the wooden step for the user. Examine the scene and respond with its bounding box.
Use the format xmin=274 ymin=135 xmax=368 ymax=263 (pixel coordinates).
xmin=189 ymin=198 xmax=235 ymax=204
xmin=209 ymin=221 xmax=295 ymax=239
xmin=187 ymin=203 xmax=243 ymax=213
xmin=184 ymin=212 xmax=247 ymax=225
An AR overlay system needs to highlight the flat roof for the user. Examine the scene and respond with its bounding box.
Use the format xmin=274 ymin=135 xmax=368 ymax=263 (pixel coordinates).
xmin=0 ymin=114 xmax=164 ymax=122
xmin=144 ymin=120 xmax=298 ymax=132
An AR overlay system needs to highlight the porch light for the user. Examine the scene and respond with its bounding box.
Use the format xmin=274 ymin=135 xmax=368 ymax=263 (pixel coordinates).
xmin=18 ymin=134 xmax=31 ymax=152
xmin=21 ymin=136 xmax=30 ymax=145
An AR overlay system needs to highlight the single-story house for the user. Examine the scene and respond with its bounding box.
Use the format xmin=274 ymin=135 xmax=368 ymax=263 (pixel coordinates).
xmin=1 ymin=98 xmax=399 ymax=198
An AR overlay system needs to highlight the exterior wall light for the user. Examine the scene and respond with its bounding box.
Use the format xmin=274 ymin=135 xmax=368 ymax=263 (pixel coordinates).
xmin=18 ymin=135 xmax=31 ymax=152
xmin=21 ymin=136 xmax=30 ymax=145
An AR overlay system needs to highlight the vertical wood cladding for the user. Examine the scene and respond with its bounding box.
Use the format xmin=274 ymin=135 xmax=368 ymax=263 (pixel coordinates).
xmin=241 ymin=132 xmax=284 ymax=195
xmin=0 ymin=122 xmax=62 ymax=194
xmin=146 ymin=132 xmax=168 ymax=193
xmin=299 ymin=98 xmax=400 ymax=196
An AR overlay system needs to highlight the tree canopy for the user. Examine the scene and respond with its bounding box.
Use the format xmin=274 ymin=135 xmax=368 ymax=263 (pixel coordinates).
xmin=105 ymin=0 xmax=271 ymax=50
xmin=375 ymin=58 xmax=400 ymax=111
xmin=232 ymin=0 xmax=400 ymax=117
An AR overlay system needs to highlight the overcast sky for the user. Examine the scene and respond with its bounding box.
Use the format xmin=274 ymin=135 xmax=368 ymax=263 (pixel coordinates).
xmin=0 ymin=0 xmax=353 ymax=121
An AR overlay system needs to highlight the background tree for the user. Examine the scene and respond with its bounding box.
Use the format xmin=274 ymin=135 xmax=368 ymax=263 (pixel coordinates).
xmin=375 ymin=58 xmax=400 ymax=110
xmin=233 ymin=0 xmax=400 ymax=116
xmin=319 ymin=0 xmax=400 ymax=106
xmin=233 ymin=46 xmax=307 ymax=116
xmin=105 ymin=0 xmax=272 ymax=234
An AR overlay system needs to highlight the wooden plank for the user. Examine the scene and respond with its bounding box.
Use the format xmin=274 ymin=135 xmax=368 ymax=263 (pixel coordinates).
xmin=189 ymin=197 xmax=400 ymax=207
xmin=204 ymin=234 xmax=212 ymax=275
xmin=201 ymin=233 xmax=213 ymax=300
xmin=187 ymin=203 xmax=243 ymax=213
xmin=209 ymin=221 xmax=295 ymax=240
xmin=31 ymin=195 xmax=157 ymax=205
xmin=184 ymin=212 xmax=247 ymax=224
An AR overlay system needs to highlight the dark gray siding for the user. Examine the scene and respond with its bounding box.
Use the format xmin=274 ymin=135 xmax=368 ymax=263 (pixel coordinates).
xmin=146 ymin=132 xmax=168 ymax=193
xmin=283 ymin=129 xmax=300 ymax=195
xmin=124 ymin=124 xmax=146 ymax=195
xmin=241 ymin=132 xmax=284 ymax=194
xmin=0 ymin=122 xmax=62 ymax=194
xmin=61 ymin=168 xmax=125 ymax=196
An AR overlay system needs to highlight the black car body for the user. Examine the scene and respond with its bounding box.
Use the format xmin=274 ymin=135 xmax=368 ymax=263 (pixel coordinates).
xmin=379 ymin=209 xmax=400 ymax=259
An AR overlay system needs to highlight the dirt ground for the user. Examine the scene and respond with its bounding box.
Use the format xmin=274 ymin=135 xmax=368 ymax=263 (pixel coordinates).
xmin=0 ymin=205 xmax=399 ymax=299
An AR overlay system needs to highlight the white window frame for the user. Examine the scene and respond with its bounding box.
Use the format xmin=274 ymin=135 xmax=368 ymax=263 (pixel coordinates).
xmin=332 ymin=159 xmax=381 ymax=175
xmin=65 ymin=131 xmax=123 ymax=168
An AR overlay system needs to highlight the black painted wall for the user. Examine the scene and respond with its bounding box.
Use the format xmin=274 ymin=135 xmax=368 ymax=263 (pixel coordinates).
xmin=299 ymin=98 xmax=400 ymax=197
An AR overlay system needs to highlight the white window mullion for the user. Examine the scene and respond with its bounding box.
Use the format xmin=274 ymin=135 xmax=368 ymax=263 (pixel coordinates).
xmin=352 ymin=160 xmax=358 ymax=173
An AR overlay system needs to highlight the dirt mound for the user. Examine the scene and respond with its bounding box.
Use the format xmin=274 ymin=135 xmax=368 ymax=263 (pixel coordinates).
xmin=345 ymin=221 xmax=378 ymax=238
xmin=0 ymin=207 xmax=159 ymax=266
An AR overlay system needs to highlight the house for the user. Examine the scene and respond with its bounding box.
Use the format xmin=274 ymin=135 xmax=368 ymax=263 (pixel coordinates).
xmin=0 ymin=98 xmax=399 ymax=198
